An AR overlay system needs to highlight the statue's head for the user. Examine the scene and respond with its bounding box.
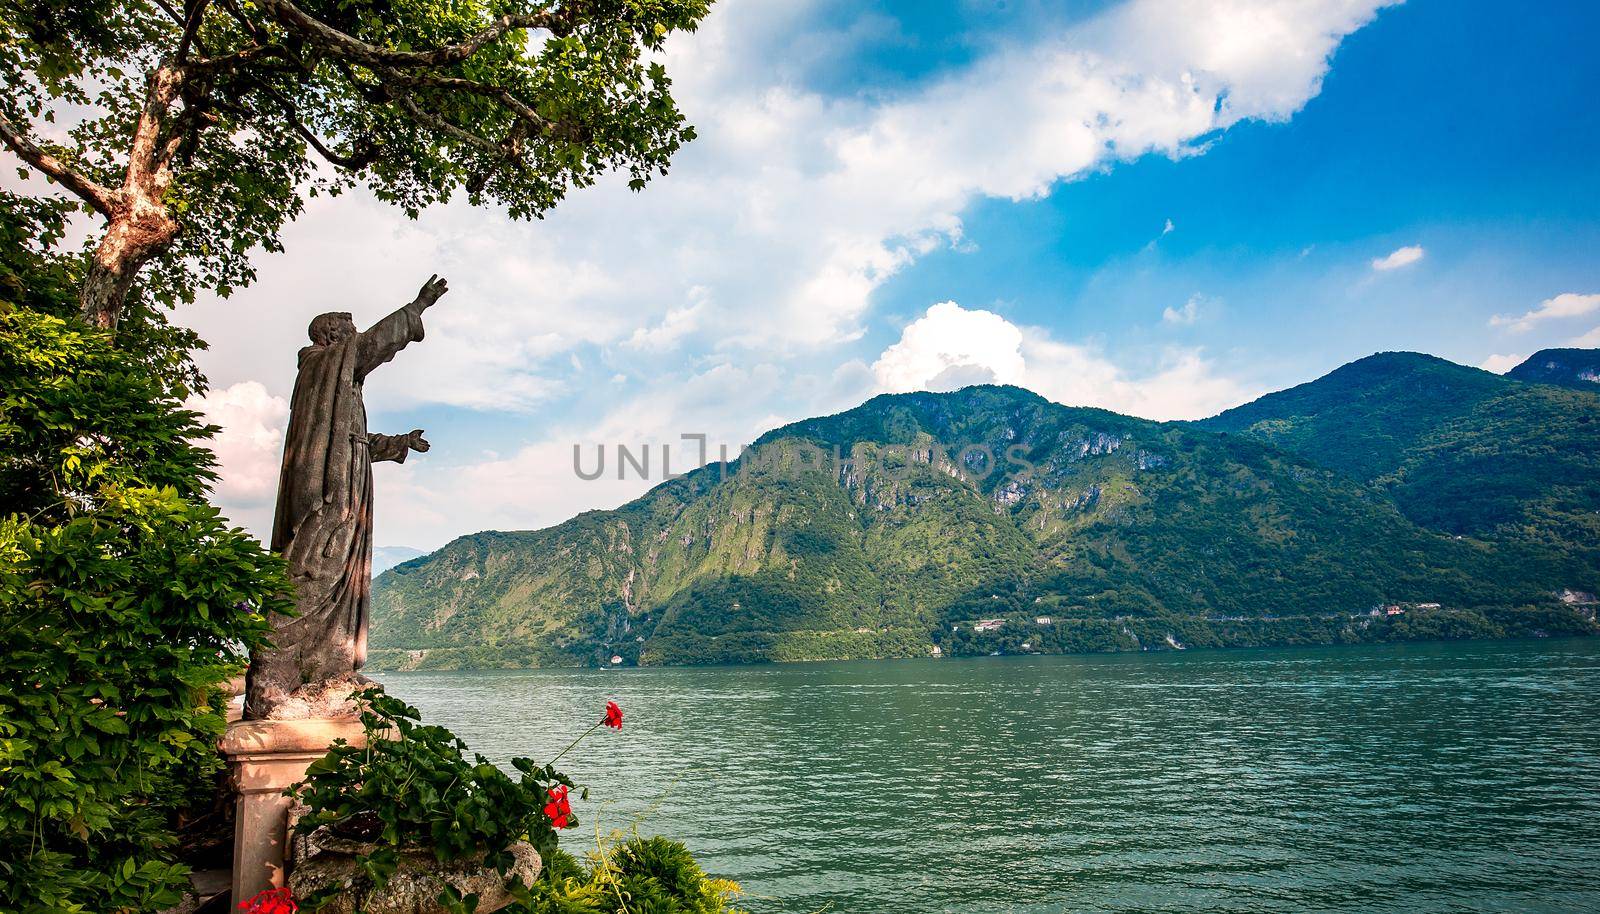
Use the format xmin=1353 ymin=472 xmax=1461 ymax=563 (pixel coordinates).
xmin=308 ymin=312 xmax=357 ymax=346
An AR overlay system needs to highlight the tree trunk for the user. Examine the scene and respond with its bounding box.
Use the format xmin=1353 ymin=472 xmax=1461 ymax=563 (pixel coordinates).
xmin=79 ymin=185 xmax=181 ymax=331
xmin=79 ymin=63 xmax=187 ymax=333
xmin=81 ymin=249 xmax=138 ymax=333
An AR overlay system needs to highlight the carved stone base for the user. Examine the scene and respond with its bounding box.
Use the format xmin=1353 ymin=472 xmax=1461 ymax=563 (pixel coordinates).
xmin=222 ymin=717 xmax=368 ymax=905
xmin=289 ymin=838 xmax=541 ymax=914
xmin=245 ymin=673 xmax=374 ymax=721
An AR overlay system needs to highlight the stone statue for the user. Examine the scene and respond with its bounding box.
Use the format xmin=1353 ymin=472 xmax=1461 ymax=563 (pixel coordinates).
xmin=245 ymin=275 xmax=449 ymax=719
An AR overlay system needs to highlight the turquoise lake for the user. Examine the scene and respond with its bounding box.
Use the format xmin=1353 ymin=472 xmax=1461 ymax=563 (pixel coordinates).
xmin=374 ymin=639 xmax=1600 ymax=913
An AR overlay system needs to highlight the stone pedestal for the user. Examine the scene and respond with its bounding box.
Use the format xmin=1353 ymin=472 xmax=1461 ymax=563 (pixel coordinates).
xmin=222 ymin=718 xmax=367 ymax=905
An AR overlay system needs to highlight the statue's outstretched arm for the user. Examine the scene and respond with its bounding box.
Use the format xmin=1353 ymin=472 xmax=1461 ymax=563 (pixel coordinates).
xmin=368 ymin=430 xmax=430 ymax=463
xmin=355 ymin=275 xmax=450 ymax=378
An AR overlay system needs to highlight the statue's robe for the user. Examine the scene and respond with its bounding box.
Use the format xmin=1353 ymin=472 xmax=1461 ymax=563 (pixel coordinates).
xmin=244 ymin=303 xmax=425 ymax=718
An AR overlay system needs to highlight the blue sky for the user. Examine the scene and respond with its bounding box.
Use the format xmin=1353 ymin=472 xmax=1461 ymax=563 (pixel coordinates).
xmin=156 ymin=0 xmax=1600 ymax=549
xmin=863 ymin=0 xmax=1600 ymax=376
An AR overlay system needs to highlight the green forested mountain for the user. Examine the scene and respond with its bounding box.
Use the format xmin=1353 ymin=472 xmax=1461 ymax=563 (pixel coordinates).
xmin=370 ymin=364 xmax=1600 ymax=670
xmin=1200 ymin=351 xmax=1600 ymax=564
xmin=1507 ymin=348 xmax=1600 ymax=391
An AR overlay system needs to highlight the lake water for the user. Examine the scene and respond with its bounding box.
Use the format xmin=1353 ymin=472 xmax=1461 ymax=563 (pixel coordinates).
xmin=373 ymin=639 xmax=1600 ymax=913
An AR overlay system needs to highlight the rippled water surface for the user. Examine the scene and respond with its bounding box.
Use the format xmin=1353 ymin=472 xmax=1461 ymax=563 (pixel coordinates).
xmin=375 ymin=639 xmax=1600 ymax=913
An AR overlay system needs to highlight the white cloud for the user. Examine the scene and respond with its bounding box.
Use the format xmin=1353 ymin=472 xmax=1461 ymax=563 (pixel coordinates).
xmin=1480 ymin=353 xmax=1527 ymax=374
xmin=185 ymin=381 xmax=288 ymax=532
xmin=747 ymin=0 xmax=1397 ymax=344
xmin=1490 ymin=292 xmax=1600 ymax=333
xmin=1162 ymin=294 xmax=1203 ymax=325
xmin=164 ymin=0 xmax=1398 ymax=413
xmin=873 ymin=301 xmax=1027 ymax=392
xmin=1024 ymin=337 xmax=1256 ymax=421
xmin=1371 ymin=245 xmax=1425 ymax=271
xmin=1570 ymin=326 xmax=1600 ymax=348
xmin=622 ymin=294 xmax=707 ymax=352
xmin=1146 ymin=218 xmax=1176 ymax=250
xmin=870 ymin=300 xmax=1254 ymax=421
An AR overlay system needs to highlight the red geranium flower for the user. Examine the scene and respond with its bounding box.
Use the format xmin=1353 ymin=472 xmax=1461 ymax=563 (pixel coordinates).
xmin=602 ymin=700 xmax=624 ymax=730
xmin=544 ymin=784 xmax=573 ymax=829
xmin=240 ymin=886 xmax=297 ymax=914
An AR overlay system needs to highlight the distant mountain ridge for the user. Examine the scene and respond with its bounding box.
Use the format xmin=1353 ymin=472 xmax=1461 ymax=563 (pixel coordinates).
xmin=1507 ymin=349 xmax=1600 ymax=390
xmin=369 ymin=350 xmax=1600 ymax=670
xmin=1199 ymin=351 xmax=1600 ymax=554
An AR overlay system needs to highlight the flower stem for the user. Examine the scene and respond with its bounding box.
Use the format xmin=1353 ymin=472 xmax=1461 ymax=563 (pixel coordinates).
xmin=547 ymin=721 xmax=602 ymax=768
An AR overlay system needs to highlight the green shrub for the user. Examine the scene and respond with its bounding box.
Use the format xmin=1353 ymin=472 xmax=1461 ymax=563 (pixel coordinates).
xmin=509 ymin=836 xmax=747 ymax=914
xmin=0 ymin=199 xmax=288 ymax=913
xmin=289 ymin=688 xmax=577 ymax=891
xmin=289 ymin=694 xmax=744 ymax=914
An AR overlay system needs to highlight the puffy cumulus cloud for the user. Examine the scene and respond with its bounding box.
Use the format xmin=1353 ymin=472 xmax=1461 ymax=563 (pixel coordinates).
xmin=1479 ymin=353 xmax=1528 ymax=374
xmin=872 ymin=302 xmax=1026 ymax=392
xmin=185 ymin=381 xmax=288 ymax=532
xmin=1490 ymin=292 xmax=1600 ymax=333
xmin=1371 ymin=245 xmax=1425 ymax=271
xmin=870 ymin=301 xmax=1255 ymax=421
xmin=1569 ymin=326 xmax=1600 ymax=348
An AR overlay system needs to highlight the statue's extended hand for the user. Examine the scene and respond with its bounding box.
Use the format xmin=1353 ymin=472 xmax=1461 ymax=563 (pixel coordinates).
xmin=407 ymin=429 xmax=431 ymax=453
xmin=415 ymin=274 xmax=449 ymax=310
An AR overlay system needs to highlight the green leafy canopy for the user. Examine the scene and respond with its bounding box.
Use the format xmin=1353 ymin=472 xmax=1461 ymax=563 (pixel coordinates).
xmin=1 ymin=0 xmax=710 ymax=311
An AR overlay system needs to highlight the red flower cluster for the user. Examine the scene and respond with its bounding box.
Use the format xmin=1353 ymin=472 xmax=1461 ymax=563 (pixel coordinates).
xmin=239 ymin=886 xmax=297 ymax=914
xmin=603 ymin=700 xmax=624 ymax=730
xmin=544 ymin=785 xmax=573 ymax=829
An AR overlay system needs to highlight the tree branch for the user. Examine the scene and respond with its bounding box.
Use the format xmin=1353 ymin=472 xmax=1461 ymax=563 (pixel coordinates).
xmin=175 ymin=0 xmax=213 ymax=61
xmin=378 ymin=70 xmax=553 ymax=134
xmin=150 ymin=0 xmax=289 ymax=75
xmin=258 ymin=0 xmax=563 ymax=69
xmin=0 ymin=110 xmax=118 ymax=216
xmin=274 ymin=98 xmax=381 ymax=169
xmin=211 ymin=0 xmax=258 ymax=32
xmin=298 ymin=125 xmax=380 ymax=169
xmin=189 ymin=43 xmax=288 ymax=73
xmin=391 ymin=96 xmax=499 ymax=152
xmin=127 ymin=66 xmax=185 ymax=190
xmin=466 ymin=120 xmax=530 ymax=194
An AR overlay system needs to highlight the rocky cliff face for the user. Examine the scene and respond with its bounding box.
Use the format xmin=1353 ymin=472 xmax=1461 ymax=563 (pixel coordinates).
xmin=371 ymin=379 xmax=1599 ymax=669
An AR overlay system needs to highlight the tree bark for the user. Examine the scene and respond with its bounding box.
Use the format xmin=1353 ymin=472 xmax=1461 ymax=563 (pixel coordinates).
xmin=81 ymin=202 xmax=180 ymax=331
xmin=77 ymin=64 xmax=188 ymax=331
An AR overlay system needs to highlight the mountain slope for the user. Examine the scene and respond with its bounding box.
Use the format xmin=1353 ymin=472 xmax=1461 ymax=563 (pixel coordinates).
xmin=371 ymin=383 xmax=1597 ymax=669
xmin=1506 ymin=348 xmax=1600 ymax=390
xmin=1199 ymin=352 xmax=1600 ymax=558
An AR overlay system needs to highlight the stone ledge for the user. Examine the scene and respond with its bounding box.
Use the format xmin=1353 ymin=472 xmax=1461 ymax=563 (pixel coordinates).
xmin=222 ymin=717 xmax=368 ymax=758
